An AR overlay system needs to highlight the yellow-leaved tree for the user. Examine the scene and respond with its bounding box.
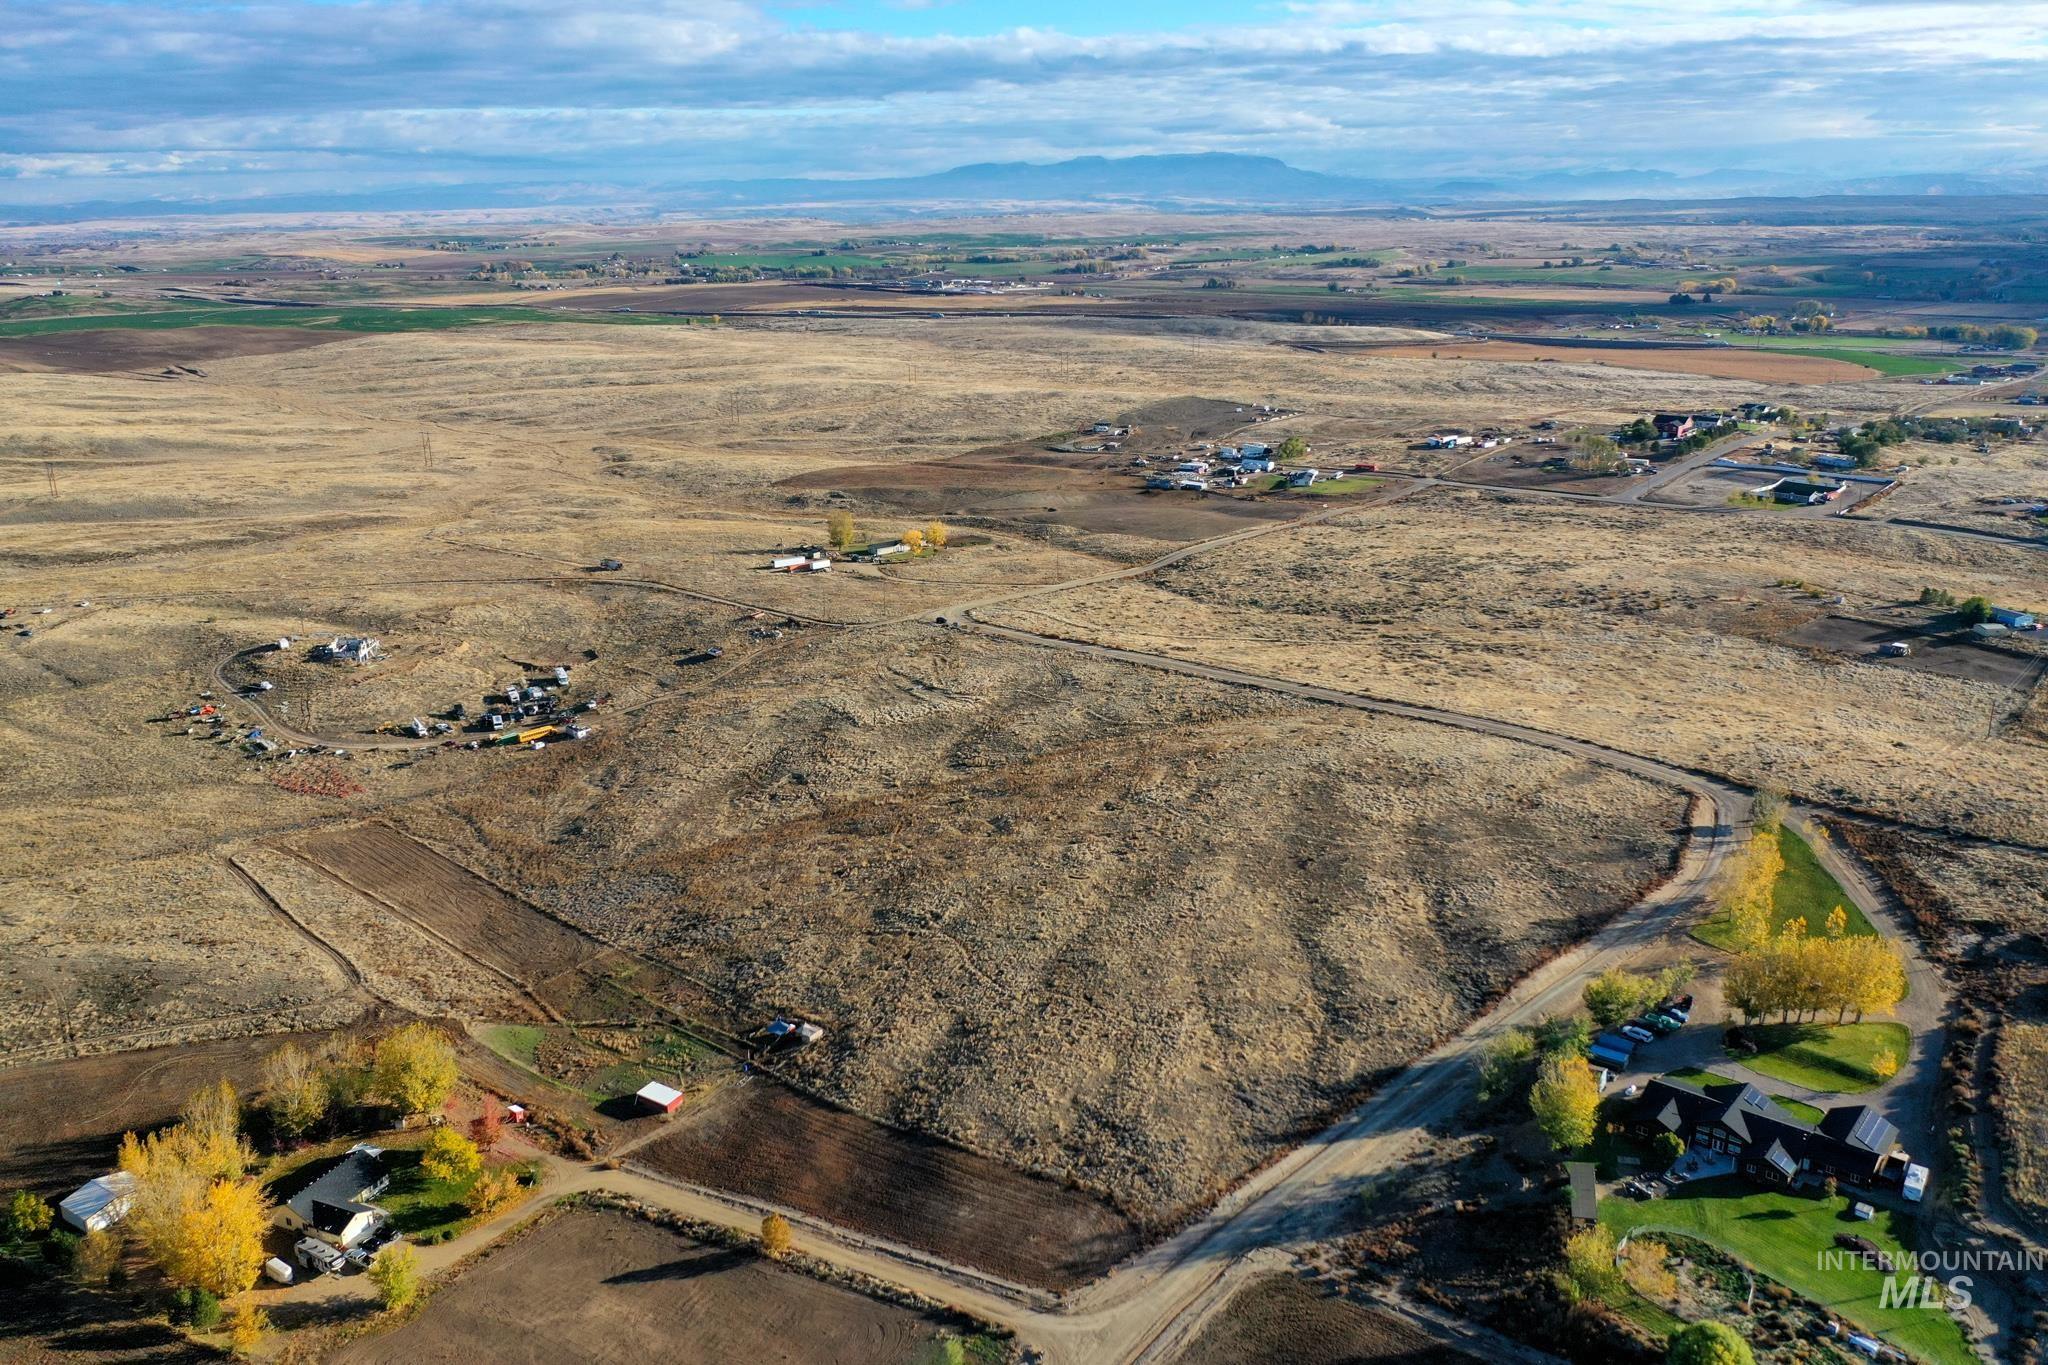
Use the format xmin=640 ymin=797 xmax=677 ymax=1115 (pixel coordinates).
xmin=924 ymin=521 xmax=950 ymax=549
xmin=373 ymin=1024 xmax=458 ymax=1119
xmin=1721 ymin=824 xmax=1786 ymax=950
xmin=261 ymin=1042 xmax=330 ymax=1142
xmin=902 ymin=528 xmax=925 ymax=554
xmin=420 ymin=1127 xmax=481 ymax=1185
xmin=117 ymin=1113 xmax=270 ymax=1299
xmin=1529 ymin=1054 xmax=1601 ymax=1152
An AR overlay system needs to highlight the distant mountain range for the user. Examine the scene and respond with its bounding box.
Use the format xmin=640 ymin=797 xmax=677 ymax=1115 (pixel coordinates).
xmin=11 ymin=152 xmax=2048 ymax=224
xmin=674 ymin=153 xmax=2048 ymax=210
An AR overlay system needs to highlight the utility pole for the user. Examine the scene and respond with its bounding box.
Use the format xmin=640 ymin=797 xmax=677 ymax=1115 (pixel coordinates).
xmin=44 ymin=461 xmax=57 ymax=495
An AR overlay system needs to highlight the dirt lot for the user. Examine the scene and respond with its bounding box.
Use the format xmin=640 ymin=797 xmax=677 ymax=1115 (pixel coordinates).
xmin=1780 ymin=614 xmax=2047 ymax=690
xmin=636 ymin=1080 xmax=1142 ymax=1289
xmin=0 ymin=1028 xmax=342 ymax=1193
xmin=331 ymin=1206 xmax=964 ymax=1364
xmin=290 ymin=823 xmax=601 ymax=987
xmin=0 ymin=324 xmax=343 ymax=375
xmin=1367 ymin=339 xmax=1878 ymax=384
xmin=1645 ymin=461 xmax=1890 ymax=514
xmin=1854 ymin=436 xmax=2048 ymax=537
xmin=1179 ymin=1274 xmax=1475 ymax=1365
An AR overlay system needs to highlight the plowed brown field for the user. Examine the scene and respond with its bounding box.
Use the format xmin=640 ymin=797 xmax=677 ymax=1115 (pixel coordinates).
xmin=291 ymin=824 xmax=599 ymax=988
xmin=635 ymin=1080 xmax=1143 ymax=1290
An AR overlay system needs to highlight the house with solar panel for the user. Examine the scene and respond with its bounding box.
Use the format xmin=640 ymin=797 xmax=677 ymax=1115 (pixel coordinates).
xmin=1628 ymin=1077 xmax=1909 ymax=1189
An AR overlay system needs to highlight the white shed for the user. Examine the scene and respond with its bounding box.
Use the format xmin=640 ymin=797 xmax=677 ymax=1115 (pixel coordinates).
xmin=59 ymin=1172 xmax=137 ymax=1234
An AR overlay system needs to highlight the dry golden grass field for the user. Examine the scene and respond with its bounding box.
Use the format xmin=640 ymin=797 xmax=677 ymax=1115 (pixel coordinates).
xmin=1 ymin=250 xmax=2038 ymax=1246
xmin=986 ymin=487 xmax=2048 ymax=844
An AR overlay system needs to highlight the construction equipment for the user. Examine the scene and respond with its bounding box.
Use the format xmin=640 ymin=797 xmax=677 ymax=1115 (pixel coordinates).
xmin=497 ymin=724 xmax=560 ymax=746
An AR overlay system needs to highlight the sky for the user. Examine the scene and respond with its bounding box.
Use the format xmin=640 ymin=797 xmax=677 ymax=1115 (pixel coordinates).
xmin=3 ymin=0 xmax=2048 ymax=208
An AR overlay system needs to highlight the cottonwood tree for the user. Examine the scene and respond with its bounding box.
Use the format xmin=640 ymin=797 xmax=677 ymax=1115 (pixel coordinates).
xmin=1724 ymin=925 xmax=1906 ymax=1025
xmin=1583 ymin=969 xmax=1663 ymax=1028
xmin=116 ymin=1124 xmax=270 ymax=1299
xmin=902 ymin=528 xmax=925 ymax=554
xmin=373 ymin=1025 xmax=458 ymax=1119
xmin=369 ymin=1243 xmax=420 ymax=1309
xmin=760 ymin=1213 xmax=793 ymax=1259
xmin=464 ymin=1167 xmax=522 ymax=1217
xmin=827 ymin=509 xmax=856 ymax=550
xmin=924 ymin=520 xmax=950 ymax=549
xmin=261 ymin=1044 xmax=329 ymax=1143
xmin=1721 ymin=824 xmax=1787 ymax=950
xmin=420 ymin=1128 xmax=481 ymax=1185
xmin=1529 ymin=1054 xmax=1601 ymax=1151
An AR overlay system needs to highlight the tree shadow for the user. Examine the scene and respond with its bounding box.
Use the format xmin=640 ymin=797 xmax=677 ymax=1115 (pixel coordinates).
xmin=603 ymin=1246 xmax=752 ymax=1285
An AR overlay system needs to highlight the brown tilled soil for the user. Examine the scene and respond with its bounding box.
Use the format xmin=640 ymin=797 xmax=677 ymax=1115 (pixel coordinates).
xmin=331 ymin=1207 xmax=957 ymax=1365
xmin=0 ymin=324 xmax=342 ymax=374
xmin=1367 ymin=340 xmax=1876 ymax=384
xmin=634 ymin=1081 xmax=1143 ymax=1290
xmin=1178 ymin=1274 xmax=1477 ymax=1365
xmin=0 ymin=1264 xmax=214 ymax=1364
xmin=290 ymin=824 xmax=600 ymax=987
xmin=0 ymin=1028 xmax=340 ymax=1193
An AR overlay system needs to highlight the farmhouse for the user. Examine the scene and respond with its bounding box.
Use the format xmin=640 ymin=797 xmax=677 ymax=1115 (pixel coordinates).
xmin=1751 ymin=476 xmax=1844 ymax=506
xmin=1240 ymin=455 xmax=1275 ymax=473
xmin=1630 ymin=1078 xmax=1907 ymax=1188
xmin=316 ymin=636 xmax=380 ymax=665
xmin=57 ymin=1172 xmax=136 ymax=1234
xmin=278 ymin=1144 xmax=390 ymax=1249
xmin=1653 ymin=413 xmax=1696 ymax=441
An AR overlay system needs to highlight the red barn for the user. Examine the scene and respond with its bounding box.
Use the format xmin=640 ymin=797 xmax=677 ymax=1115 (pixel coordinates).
xmin=635 ymin=1081 xmax=685 ymax=1115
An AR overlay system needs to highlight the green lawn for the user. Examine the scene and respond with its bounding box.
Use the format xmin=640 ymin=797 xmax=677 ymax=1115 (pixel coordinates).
xmin=1662 ymin=1068 xmax=1826 ymax=1124
xmin=1736 ymin=1022 xmax=1912 ymax=1094
xmin=1601 ymin=1180 xmax=1972 ymax=1365
xmin=377 ymin=1147 xmax=542 ymax=1244
xmin=478 ymin=1023 xmax=545 ymax=1072
xmin=1695 ymin=826 xmax=1874 ymax=950
xmin=0 ymin=303 xmax=699 ymax=339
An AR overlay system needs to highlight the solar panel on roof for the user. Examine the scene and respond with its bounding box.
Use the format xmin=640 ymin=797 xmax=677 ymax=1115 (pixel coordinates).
xmin=1850 ymin=1109 xmax=1893 ymax=1150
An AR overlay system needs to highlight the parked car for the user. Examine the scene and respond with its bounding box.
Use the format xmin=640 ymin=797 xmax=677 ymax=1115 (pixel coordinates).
xmin=1643 ymin=1011 xmax=1685 ymax=1033
xmin=1619 ymin=1024 xmax=1656 ymax=1045
xmin=1661 ymin=995 xmax=1694 ymax=1016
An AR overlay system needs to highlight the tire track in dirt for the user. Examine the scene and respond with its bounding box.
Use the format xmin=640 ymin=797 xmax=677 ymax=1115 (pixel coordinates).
xmin=223 ymin=853 xmax=376 ymax=996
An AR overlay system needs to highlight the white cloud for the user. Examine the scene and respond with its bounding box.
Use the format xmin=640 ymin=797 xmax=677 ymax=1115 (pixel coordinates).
xmin=2 ymin=0 xmax=2046 ymax=204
